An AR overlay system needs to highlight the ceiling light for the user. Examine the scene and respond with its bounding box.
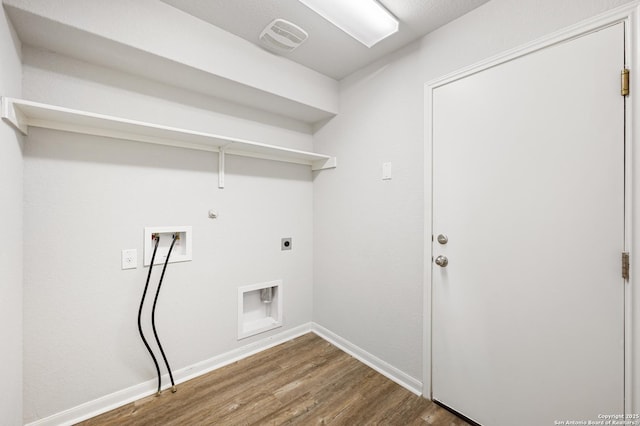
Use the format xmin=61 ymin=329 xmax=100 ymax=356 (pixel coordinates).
xmin=299 ymin=0 xmax=399 ymax=48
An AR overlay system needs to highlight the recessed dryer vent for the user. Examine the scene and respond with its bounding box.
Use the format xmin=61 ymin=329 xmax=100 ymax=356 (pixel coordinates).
xmin=259 ymin=19 xmax=308 ymax=53
xmin=238 ymin=280 xmax=282 ymax=339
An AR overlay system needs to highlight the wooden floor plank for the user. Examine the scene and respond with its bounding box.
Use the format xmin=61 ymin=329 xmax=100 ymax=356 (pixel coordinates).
xmin=78 ymin=333 xmax=469 ymax=426
xmin=275 ymin=362 xmax=372 ymax=425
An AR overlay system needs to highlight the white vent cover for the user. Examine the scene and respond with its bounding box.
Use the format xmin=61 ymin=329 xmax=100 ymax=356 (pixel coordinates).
xmin=259 ymin=19 xmax=308 ymax=53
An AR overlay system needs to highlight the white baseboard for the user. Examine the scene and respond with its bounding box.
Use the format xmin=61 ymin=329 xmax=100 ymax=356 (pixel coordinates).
xmin=26 ymin=322 xmax=423 ymax=425
xmin=311 ymin=322 xmax=423 ymax=396
xmin=25 ymin=323 xmax=312 ymax=426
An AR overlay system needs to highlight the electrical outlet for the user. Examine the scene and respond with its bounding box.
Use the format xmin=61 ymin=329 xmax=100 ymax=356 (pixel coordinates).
xmin=281 ymin=238 xmax=292 ymax=251
xmin=122 ymin=249 xmax=137 ymax=269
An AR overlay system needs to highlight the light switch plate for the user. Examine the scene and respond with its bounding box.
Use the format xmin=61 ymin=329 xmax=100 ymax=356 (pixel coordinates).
xmin=382 ymin=162 xmax=392 ymax=180
xmin=122 ymin=249 xmax=137 ymax=269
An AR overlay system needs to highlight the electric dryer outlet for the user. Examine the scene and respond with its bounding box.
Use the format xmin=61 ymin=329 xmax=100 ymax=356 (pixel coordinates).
xmin=281 ymin=238 xmax=292 ymax=250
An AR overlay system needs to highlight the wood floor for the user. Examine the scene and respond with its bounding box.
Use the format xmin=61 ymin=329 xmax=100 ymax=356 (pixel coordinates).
xmin=79 ymin=333 xmax=469 ymax=425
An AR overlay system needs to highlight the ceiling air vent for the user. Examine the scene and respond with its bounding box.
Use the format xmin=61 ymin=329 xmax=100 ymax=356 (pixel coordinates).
xmin=259 ymin=19 xmax=308 ymax=53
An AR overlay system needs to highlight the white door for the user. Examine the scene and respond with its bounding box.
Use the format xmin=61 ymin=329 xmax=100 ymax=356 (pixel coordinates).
xmin=431 ymin=23 xmax=625 ymax=425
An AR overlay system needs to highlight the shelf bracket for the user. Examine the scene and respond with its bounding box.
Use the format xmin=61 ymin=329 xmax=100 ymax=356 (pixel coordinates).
xmin=312 ymin=156 xmax=337 ymax=171
xmin=1 ymin=97 xmax=28 ymax=135
xmin=218 ymin=146 xmax=226 ymax=189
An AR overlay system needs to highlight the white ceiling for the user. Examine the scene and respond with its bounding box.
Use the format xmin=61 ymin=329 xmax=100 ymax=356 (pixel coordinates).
xmin=160 ymin=0 xmax=490 ymax=80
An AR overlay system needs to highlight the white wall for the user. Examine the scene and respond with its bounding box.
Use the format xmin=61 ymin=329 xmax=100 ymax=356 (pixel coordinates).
xmin=0 ymin=5 xmax=22 ymax=426
xmin=21 ymin=47 xmax=315 ymax=150
xmin=17 ymin=0 xmax=640 ymax=422
xmin=3 ymin=0 xmax=338 ymax=123
xmin=313 ymin=0 xmax=636 ymax=399
xmin=21 ymin=49 xmax=314 ymax=423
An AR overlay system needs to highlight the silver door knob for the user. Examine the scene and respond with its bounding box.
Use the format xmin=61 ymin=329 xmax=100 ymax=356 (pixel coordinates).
xmin=435 ymin=255 xmax=448 ymax=267
xmin=437 ymin=234 xmax=448 ymax=245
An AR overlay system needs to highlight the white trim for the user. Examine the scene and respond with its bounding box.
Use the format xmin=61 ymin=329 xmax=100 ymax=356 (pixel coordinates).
xmin=311 ymin=323 xmax=423 ymax=396
xmin=25 ymin=323 xmax=312 ymax=426
xmin=25 ymin=321 xmax=427 ymax=426
xmin=0 ymin=97 xmax=337 ymax=170
xmin=423 ymin=81 xmax=434 ymax=398
xmin=425 ymin=2 xmax=640 ymax=91
xmin=627 ymin=4 xmax=640 ymax=417
xmin=424 ymin=0 xmax=640 ymax=414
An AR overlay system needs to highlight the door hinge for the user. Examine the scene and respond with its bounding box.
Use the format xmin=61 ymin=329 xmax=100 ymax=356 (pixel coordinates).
xmin=622 ymin=252 xmax=630 ymax=281
xmin=621 ymin=68 xmax=630 ymax=96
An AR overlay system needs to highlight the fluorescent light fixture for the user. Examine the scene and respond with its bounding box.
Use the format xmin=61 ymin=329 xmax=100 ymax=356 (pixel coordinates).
xmin=299 ymin=0 xmax=398 ymax=48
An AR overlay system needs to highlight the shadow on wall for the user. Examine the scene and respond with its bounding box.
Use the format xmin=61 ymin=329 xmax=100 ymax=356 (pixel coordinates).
xmin=24 ymin=127 xmax=313 ymax=183
xmin=22 ymin=47 xmax=313 ymax=134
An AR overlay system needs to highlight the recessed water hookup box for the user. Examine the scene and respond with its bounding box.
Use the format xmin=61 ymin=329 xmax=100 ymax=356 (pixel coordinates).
xmin=144 ymin=226 xmax=192 ymax=266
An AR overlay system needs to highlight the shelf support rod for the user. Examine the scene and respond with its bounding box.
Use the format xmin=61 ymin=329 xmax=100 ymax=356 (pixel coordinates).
xmin=218 ymin=146 xmax=226 ymax=189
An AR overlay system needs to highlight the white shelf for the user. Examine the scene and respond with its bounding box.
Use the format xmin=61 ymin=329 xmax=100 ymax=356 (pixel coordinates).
xmin=1 ymin=97 xmax=336 ymax=188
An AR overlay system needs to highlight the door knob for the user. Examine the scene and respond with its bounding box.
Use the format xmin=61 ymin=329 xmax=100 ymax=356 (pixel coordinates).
xmin=437 ymin=234 xmax=448 ymax=245
xmin=435 ymin=255 xmax=448 ymax=267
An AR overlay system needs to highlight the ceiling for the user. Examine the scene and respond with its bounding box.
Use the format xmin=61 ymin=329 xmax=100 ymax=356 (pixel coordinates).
xmin=160 ymin=0 xmax=490 ymax=80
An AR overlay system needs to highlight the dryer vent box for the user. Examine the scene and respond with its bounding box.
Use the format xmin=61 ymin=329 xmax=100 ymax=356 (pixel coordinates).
xmin=238 ymin=280 xmax=283 ymax=340
xmin=260 ymin=19 xmax=308 ymax=53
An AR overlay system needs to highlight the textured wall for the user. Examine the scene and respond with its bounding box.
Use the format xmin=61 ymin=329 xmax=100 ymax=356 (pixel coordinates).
xmin=3 ymin=0 xmax=338 ymax=120
xmin=313 ymin=0 xmax=635 ymax=395
xmin=0 ymin=4 xmax=23 ymax=426
xmin=21 ymin=50 xmax=315 ymax=422
xmin=17 ymin=0 xmax=640 ymax=422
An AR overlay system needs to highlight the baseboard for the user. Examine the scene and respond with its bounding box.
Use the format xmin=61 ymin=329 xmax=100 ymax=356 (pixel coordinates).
xmin=26 ymin=322 xmax=423 ymax=425
xmin=25 ymin=323 xmax=312 ymax=426
xmin=311 ymin=322 xmax=423 ymax=396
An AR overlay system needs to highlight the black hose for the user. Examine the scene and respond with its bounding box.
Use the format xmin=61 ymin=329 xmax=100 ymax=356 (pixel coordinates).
xmin=137 ymin=235 xmax=162 ymax=395
xmin=151 ymin=233 xmax=178 ymax=392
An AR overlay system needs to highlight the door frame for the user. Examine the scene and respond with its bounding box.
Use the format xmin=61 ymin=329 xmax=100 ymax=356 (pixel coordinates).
xmin=423 ymin=2 xmax=640 ymax=415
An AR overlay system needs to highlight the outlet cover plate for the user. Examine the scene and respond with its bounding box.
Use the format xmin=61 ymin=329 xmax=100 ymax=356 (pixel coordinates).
xmin=122 ymin=249 xmax=137 ymax=269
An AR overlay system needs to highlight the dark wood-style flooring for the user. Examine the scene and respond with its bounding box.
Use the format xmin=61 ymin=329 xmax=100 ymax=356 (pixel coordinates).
xmin=79 ymin=333 xmax=468 ymax=425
